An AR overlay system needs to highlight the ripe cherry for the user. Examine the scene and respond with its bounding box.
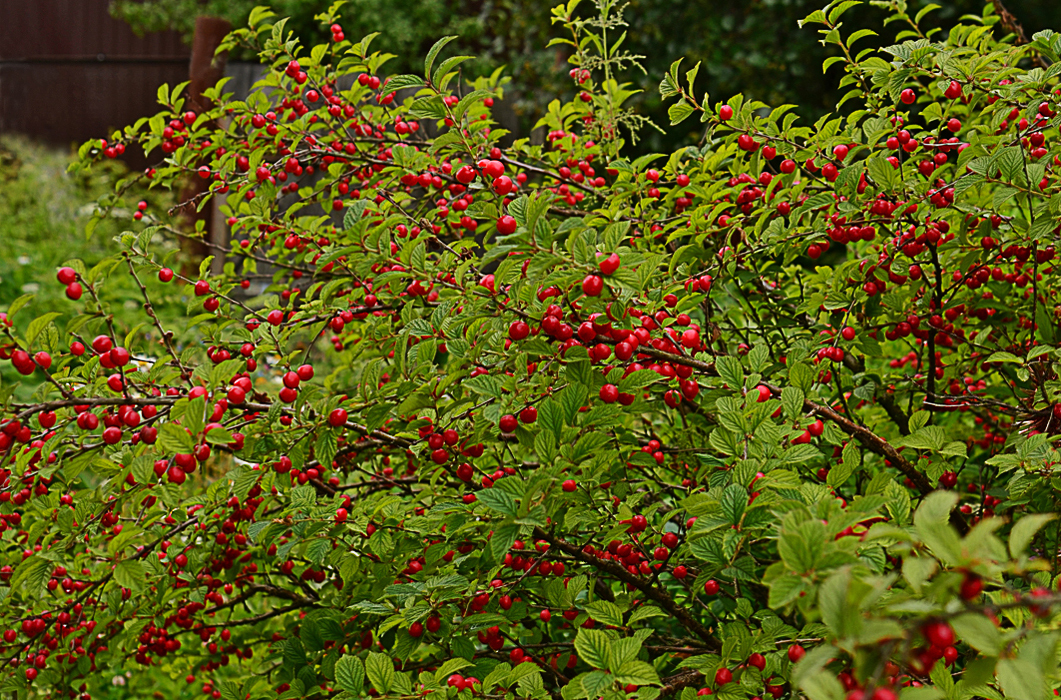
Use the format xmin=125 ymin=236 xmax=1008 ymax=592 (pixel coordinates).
xmin=562 ymin=479 xmax=577 ymax=492
xmin=959 ymin=573 xmax=983 ymax=600
xmin=92 ymin=335 xmax=113 ymax=354
xmin=923 ymin=620 xmax=954 ymax=648
xmin=703 ymin=579 xmax=719 ymax=596
xmin=56 ymin=267 xmax=77 ymax=285
xmin=787 ymin=644 xmax=805 ymax=663
xmin=509 ymin=321 xmax=530 ymax=340
xmin=497 ymin=215 xmax=517 ymax=235
xmin=719 ymin=105 xmax=734 ymax=120
xmin=499 ymin=414 xmax=518 ymax=433
xmin=34 ymin=352 xmax=52 ymax=370
xmin=582 ymin=275 xmax=604 ymax=296
xmin=598 ymin=253 xmax=621 ymax=275
xmin=714 ymin=668 xmax=732 ymax=686
xmin=158 ymin=268 xmax=174 ymax=282
xmin=599 ymin=384 xmax=619 ymax=403
xmin=328 ymin=408 xmax=348 ymax=427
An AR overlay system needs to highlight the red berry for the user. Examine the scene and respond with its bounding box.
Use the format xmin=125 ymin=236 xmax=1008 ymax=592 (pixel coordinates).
xmin=496 ymin=215 xmax=517 ymax=235
xmin=923 ymin=620 xmax=954 ymax=648
xmin=582 ymin=275 xmax=604 ymax=297
xmin=509 ymin=320 xmax=530 ymax=340
xmin=703 ymin=579 xmax=719 ymax=596
xmin=598 ymin=253 xmax=621 ymax=275
xmin=227 ymin=386 xmax=246 ymax=404
xmin=960 ymin=574 xmax=983 ymax=600
xmin=329 ymin=408 xmax=348 ymax=427
xmin=562 ymin=479 xmax=577 ymax=492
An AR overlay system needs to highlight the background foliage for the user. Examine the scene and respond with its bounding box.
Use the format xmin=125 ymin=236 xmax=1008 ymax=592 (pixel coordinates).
xmin=108 ymin=0 xmax=1061 ymax=153
xmin=5 ymin=0 xmax=1061 ymax=699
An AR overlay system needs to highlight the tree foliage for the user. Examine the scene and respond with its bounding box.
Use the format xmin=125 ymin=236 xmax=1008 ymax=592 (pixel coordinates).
xmin=6 ymin=1 xmax=1061 ymax=699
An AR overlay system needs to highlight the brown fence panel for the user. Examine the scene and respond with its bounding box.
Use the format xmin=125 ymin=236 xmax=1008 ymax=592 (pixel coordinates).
xmin=0 ymin=0 xmax=190 ymax=165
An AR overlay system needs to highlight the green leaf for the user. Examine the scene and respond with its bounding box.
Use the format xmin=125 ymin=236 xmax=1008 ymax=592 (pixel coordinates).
xmin=949 ymin=613 xmax=1001 ymax=655
xmin=478 ymin=488 xmax=517 ymax=517
xmin=335 ymin=653 xmax=365 ymax=691
xmin=158 ymin=423 xmax=195 ymax=454
xmin=781 ymin=386 xmax=803 ymax=420
xmin=489 ymin=524 xmax=519 ymax=562
xmin=435 ymin=658 xmax=474 ymax=683
xmin=659 ymin=58 xmax=682 ymax=98
xmin=585 ymin=600 xmax=625 ymax=627
xmin=424 ymin=36 xmax=458 ymax=83
xmin=10 ymin=556 xmax=49 ymax=597
xmin=997 ymin=658 xmax=1044 ymax=700
xmin=114 ymin=560 xmax=146 ymax=592
xmin=574 ymin=628 xmax=612 ymax=670
xmin=432 ymin=56 xmax=473 ymax=86
xmin=720 ymin=484 xmax=747 ymax=525
xmin=385 ymin=74 xmax=425 ymax=91
xmin=26 ymin=312 xmax=62 ymax=347
xmin=366 ymin=651 xmax=395 ymax=693
xmin=716 ymin=355 xmax=744 ymax=389
xmin=613 ymin=660 xmax=659 ymax=687
xmin=914 ymin=491 xmax=961 ymax=566
xmin=6 ymin=293 xmax=34 ymax=318
xmin=668 ymin=100 xmax=695 ymax=125
xmin=1009 ymin=513 xmax=1055 ymax=558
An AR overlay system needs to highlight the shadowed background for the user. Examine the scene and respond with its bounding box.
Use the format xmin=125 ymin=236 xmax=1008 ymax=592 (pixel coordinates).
xmin=3 ymin=0 xmax=1061 ymax=161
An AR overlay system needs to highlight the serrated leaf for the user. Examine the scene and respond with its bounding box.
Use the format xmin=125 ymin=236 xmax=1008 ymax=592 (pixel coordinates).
xmin=668 ymin=100 xmax=695 ymax=125
xmin=574 ymin=628 xmax=611 ymax=670
xmin=424 ymin=36 xmax=458 ymax=82
xmin=1009 ymin=513 xmax=1055 ymax=558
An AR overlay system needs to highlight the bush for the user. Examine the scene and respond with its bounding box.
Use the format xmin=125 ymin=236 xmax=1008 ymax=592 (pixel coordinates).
xmin=0 ymin=137 xmax=180 ymax=404
xmin=5 ymin=1 xmax=1061 ymax=698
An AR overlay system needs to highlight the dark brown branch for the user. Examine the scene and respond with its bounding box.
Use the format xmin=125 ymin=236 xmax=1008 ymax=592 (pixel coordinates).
xmin=532 ymin=527 xmax=719 ymax=650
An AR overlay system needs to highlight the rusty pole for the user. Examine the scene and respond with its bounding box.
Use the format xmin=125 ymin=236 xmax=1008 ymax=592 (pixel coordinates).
xmin=179 ymin=16 xmax=231 ymax=275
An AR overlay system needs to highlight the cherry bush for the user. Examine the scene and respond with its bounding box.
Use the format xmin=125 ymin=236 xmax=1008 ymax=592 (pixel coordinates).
xmin=5 ymin=0 xmax=1061 ymax=698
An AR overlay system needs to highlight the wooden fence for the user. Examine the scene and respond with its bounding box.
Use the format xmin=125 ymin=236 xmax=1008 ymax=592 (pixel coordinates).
xmin=0 ymin=0 xmax=190 ymax=166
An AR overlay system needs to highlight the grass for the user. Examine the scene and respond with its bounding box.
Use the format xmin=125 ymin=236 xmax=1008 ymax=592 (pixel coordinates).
xmin=0 ymin=136 xmax=182 ymax=400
